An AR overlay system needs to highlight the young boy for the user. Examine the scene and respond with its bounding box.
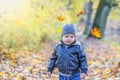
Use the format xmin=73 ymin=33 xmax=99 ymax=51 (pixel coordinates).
xmin=47 ymin=23 xmax=88 ymax=80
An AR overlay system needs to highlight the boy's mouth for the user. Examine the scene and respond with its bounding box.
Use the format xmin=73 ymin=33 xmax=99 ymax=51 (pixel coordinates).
xmin=66 ymin=41 xmax=72 ymax=44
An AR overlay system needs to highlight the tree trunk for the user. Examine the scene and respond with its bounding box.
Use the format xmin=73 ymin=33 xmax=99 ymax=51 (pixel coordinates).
xmin=83 ymin=1 xmax=93 ymax=35
xmin=88 ymin=0 xmax=113 ymax=39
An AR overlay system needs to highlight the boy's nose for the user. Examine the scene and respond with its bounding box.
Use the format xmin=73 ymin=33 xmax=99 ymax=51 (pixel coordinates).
xmin=67 ymin=38 xmax=70 ymax=40
xmin=67 ymin=38 xmax=71 ymax=41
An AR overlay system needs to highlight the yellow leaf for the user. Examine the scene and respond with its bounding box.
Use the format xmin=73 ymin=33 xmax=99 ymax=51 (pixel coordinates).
xmin=32 ymin=59 xmax=38 ymax=64
xmin=5 ymin=49 xmax=9 ymax=54
xmin=29 ymin=67 xmax=33 ymax=73
xmin=87 ymin=61 xmax=92 ymax=65
xmin=95 ymin=68 xmax=100 ymax=73
xmin=10 ymin=53 xmax=15 ymax=59
xmin=53 ymin=78 xmax=57 ymax=80
xmin=9 ymin=73 xmax=13 ymax=77
xmin=57 ymin=27 xmax=62 ymax=35
xmin=56 ymin=14 xmax=65 ymax=21
xmin=39 ymin=60 xmax=43 ymax=64
xmin=90 ymin=27 xmax=101 ymax=38
xmin=103 ymin=69 xmax=111 ymax=74
xmin=77 ymin=9 xmax=84 ymax=17
xmin=0 ymin=71 xmax=5 ymax=77
xmin=101 ymin=73 xmax=107 ymax=79
xmin=11 ymin=59 xmax=17 ymax=66
xmin=96 ymin=60 xmax=101 ymax=64
xmin=0 ymin=45 xmax=3 ymax=48
xmin=16 ymin=76 xmax=23 ymax=80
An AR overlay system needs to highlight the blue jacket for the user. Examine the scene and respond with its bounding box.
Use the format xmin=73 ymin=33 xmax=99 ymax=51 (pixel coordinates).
xmin=47 ymin=40 xmax=88 ymax=75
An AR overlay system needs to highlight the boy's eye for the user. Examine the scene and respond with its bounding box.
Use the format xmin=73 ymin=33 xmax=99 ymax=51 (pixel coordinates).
xmin=70 ymin=36 xmax=74 ymax=38
xmin=65 ymin=36 xmax=68 ymax=38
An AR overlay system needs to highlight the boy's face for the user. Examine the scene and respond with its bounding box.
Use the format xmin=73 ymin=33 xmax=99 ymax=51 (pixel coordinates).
xmin=62 ymin=34 xmax=75 ymax=45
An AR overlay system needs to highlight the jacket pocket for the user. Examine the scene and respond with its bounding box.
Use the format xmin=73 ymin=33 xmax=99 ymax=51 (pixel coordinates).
xmin=55 ymin=51 xmax=63 ymax=67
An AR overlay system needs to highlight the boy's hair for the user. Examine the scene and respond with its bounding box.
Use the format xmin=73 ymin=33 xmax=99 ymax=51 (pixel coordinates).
xmin=61 ymin=23 xmax=76 ymax=37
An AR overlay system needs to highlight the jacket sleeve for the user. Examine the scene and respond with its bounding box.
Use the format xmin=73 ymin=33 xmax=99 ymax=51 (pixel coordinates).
xmin=47 ymin=47 xmax=58 ymax=74
xmin=78 ymin=45 xmax=88 ymax=74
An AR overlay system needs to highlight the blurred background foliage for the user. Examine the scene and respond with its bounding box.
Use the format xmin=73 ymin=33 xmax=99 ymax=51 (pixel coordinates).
xmin=0 ymin=0 xmax=120 ymax=50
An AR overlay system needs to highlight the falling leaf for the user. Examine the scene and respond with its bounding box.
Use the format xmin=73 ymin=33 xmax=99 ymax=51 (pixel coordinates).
xmin=90 ymin=27 xmax=101 ymax=38
xmin=56 ymin=14 xmax=65 ymax=21
xmin=57 ymin=27 xmax=62 ymax=35
xmin=77 ymin=10 xmax=84 ymax=17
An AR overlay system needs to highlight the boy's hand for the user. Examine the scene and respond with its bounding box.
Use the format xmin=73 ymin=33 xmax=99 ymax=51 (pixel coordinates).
xmin=81 ymin=73 xmax=87 ymax=80
xmin=47 ymin=72 xmax=52 ymax=77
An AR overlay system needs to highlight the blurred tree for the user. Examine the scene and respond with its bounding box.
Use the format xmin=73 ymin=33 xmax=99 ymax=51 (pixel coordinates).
xmin=83 ymin=0 xmax=93 ymax=35
xmin=87 ymin=0 xmax=113 ymax=38
xmin=66 ymin=0 xmax=72 ymax=10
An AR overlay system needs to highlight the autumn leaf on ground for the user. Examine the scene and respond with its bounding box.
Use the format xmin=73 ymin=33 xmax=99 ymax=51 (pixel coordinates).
xmin=108 ymin=62 xmax=120 ymax=77
xmin=0 ymin=71 xmax=5 ymax=77
xmin=100 ymin=73 xmax=107 ymax=79
xmin=90 ymin=27 xmax=101 ymax=38
xmin=8 ymin=72 xmax=14 ymax=78
xmin=95 ymin=68 xmax=100 ymax=74
xmin=0 ymin=45 xmax=3 ymax=48
xmin=77 ymin=10 xmax=84 ymax=17
xmin=53 ymin=77 xmax=57 ymax=80
xmin=103 ymin=69 xmax=111 ymax=74
xmin=87 ymin=61 xmax=92 ymax=66
xmin=56 ymin=14 xmax=65 ymax=21
xmin=16 ymin=76 xmax=23 ymax=80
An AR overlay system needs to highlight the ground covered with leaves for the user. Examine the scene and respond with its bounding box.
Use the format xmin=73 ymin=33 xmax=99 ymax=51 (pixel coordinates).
xmin=0 ymin=38 xmax=120 ymax=80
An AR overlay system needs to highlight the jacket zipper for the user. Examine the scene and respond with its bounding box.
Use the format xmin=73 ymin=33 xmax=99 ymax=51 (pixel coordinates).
xmin=65 ymin=46 xmax=69 ymax=75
